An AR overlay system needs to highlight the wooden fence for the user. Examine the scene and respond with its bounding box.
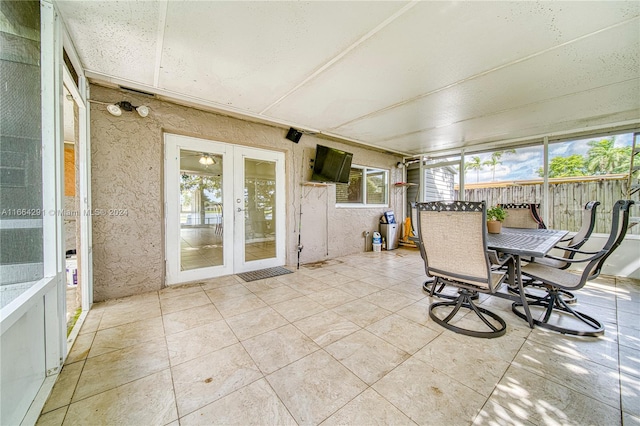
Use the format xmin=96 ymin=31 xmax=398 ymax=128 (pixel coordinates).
xmin=455 ymin=175 xmax=638 ymax=235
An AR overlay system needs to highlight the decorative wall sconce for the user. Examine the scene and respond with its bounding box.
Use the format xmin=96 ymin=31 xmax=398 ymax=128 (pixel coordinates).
xmin=106 ymin=101 xmax=149 ymax=117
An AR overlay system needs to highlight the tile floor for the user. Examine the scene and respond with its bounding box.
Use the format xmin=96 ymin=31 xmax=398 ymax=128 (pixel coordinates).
xmin=37 ymin=248 xmax=640 ymax=426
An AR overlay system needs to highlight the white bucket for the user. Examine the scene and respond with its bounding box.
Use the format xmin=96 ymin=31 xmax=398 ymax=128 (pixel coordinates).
xmin=373 ymin=243 xmax=382 ymax=252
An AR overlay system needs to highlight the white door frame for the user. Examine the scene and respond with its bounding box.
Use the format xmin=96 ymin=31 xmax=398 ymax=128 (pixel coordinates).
xmin=233 ymin=146 xmax=286 ymax=273
xmin=165 ymin=134 xmax=234 ymax=284
xmin=165 ymin=134 xmax=286 ymax=284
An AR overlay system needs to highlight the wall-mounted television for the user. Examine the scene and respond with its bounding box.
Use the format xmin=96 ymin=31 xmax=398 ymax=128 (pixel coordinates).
xmin=311 ymin=145 xmax=353 ymax=184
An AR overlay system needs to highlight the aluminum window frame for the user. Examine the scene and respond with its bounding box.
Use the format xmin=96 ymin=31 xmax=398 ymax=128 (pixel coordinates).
xmin=336 ymin=165 xmax=389 ymax=208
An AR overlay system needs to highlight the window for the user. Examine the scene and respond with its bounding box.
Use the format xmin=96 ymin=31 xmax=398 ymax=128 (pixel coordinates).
xmin=0 ymin=0 xmax=44 ymax=306
xmin=457 ymin=132 xmax=636 ymax=235
xmin=546 ymin=133 xmax=633 ymax=233
xmin=336 ymin=166 xmax=388 ymax=206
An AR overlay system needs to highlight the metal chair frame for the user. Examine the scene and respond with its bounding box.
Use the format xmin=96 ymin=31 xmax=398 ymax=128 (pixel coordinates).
xmin=512 ymin=199 xmax=635 ymax=337
xmin=499 ymin=203 xmax=546 ymax=229
xmin=417 ymin=201 xmax=525 ymax=338
xmin=511 ymin=201 xmax=601 ymax=304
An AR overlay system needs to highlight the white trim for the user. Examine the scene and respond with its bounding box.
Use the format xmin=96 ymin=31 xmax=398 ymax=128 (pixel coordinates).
xmin=21 ymin=374 xmax=57 ymax=426
xmin=542 ymin=136 xmax=549 ymax=226
xmin=459 ymin=150 xmax=465 ymax=201
xmin=60 ymin=19 xmax=83 ymax=83
xmin=82 ymin=82 xmax=93 ymax=308
xmin=0 ymin=277 xmax=57 ymax=336
xmin=233 ymin=146 xmax=286 ymax=273
xmin=164 ymin=134 xmax=234 ymax=284
xmin=165 ymin=134 xmax=287 ymax=282
xmin=64 ymin=66 xmax=93 ymax=311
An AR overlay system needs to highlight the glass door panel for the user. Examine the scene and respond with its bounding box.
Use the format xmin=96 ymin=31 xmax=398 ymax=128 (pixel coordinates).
xmin=243 ymin=158 xmax=276 ymax=262
xmin=179 ymin=149 xmax=224 ymax=271
xmin=234 ymin=147 xmax=285 ymax=273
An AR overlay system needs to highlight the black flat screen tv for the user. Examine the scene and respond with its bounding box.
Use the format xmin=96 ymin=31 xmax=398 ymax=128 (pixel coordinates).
xmin=311 ymin=145 xmax=353 ymax=184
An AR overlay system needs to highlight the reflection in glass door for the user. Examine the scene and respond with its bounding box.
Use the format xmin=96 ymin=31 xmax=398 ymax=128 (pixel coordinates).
xmin=179 ymin=150 xmax=224 ymax=271
xmin=243 ymin=158 xmax=277 ymax=262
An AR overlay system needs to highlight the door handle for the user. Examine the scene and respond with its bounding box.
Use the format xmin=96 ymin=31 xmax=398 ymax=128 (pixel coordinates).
xmin=237 ymin=207 xmax=245 ymax=212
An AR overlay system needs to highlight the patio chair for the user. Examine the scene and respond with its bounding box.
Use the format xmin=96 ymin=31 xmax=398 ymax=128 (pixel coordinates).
xmin=499 ymin=203 xmax=546 ymax=229
xmin=512 ymin=201 xmax=600 ymax=304
xmin=537 ymin=201 xmax=600 ymax=269
xmin=512 ymin=199 xmax=635 ymax=337
xmin=417 ymin=201 xmax=513 ymax=338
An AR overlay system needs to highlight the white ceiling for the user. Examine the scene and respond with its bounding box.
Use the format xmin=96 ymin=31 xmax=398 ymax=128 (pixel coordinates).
xmin=57 ymin=1 xmax=640 ymax=156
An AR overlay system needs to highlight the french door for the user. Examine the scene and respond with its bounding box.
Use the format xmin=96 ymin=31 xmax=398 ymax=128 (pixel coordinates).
xmin=165 ymin=134 xmax=285 ymax=284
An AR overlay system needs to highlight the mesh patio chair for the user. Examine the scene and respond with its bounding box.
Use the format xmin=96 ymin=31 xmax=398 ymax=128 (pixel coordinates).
xmin=500 ymin=203 xmax=546 ymax=229
xmin=417 ymin=201 xmax=513 ymax=338
xmin=512 ymin=199 xmax=635 ymax=337
xmin=512 ymin=201 xmax=600 ymax=304
xmin=536 ymin=201 xmax=600 ymax=269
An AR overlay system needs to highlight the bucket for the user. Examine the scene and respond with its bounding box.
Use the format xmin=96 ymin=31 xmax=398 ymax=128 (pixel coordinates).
xmin=372 ymin=232 xmax=382 ymax=245
xmin=372 ymin=243 xmax=382 ymax=252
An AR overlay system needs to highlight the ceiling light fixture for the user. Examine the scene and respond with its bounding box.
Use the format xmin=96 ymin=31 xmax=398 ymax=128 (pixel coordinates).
xmin=106 ymin=101 xmax=150 ymax=117
xmin=199 ymin=154 xmax=215 ymax=166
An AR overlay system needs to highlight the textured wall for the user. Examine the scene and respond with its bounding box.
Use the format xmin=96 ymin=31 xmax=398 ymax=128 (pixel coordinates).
xmin=90 ymin=85 xmax=402 ymax=301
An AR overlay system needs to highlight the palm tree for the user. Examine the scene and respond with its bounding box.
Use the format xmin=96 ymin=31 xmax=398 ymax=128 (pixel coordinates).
xmin=586 ymin=137 xmax=631 ymax=175
xmin=465 ymin=156 xmax=483 ymax=183
xmin=483 ymin=150 xmax=516 ymax=181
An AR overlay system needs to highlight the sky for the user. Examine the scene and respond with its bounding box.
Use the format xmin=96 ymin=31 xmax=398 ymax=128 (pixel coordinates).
xmin=461 ymin=132 xmax=634 ymax=184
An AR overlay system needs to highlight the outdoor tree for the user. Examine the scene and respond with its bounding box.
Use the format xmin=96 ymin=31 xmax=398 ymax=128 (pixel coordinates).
xmin=180 ymin=173 xmax=222 ymax=212
xmin=537 ymin=154 xmax=586 ymax=178
xmin=465 ymin=156 xmax=483 ymax=183
xmin=586 ymin=137 xmax=631 ymax=175
xmin=483 ymin=150 xmax=516 ymax=181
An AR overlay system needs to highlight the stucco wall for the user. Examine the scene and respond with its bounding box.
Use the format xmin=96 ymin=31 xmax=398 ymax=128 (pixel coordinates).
xmin=90 ymin=85 xmax=403 ymax=301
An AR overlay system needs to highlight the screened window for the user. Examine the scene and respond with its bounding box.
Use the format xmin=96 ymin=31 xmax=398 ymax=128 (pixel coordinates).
xmin=0 ymin=0 xmax=44 ymax=307
xmin=336 ymin=166 xmax=388 ymax=206
xmin=456 ymin=132 xmax=636 ymax=234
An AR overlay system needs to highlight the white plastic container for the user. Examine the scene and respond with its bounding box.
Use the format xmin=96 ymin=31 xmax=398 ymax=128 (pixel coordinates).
xmin=372 ymin=243 xmax=382 ymax=252
xmin=66 ymin=257 xmax=78 ymax=286
xmin=372 ymin=232 xmax=382 ymax=245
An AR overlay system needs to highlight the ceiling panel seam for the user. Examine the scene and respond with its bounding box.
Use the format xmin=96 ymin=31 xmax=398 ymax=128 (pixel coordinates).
xmin=416 ymin=119 xmax=640 ymax=159
xmin=373 ymin=77 xmax=640 ymax=144
xmin=153 ymin=0 xmax=168 ymax=87
xmin=258 ymin=0 xmax=419 ymax=115
xmin=332 ymin=16 xmax=640 ymax=131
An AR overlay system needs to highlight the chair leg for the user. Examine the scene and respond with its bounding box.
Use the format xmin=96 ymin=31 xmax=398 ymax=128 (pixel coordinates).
xmin=511 ymin=287 xmax=603 ymax=337
xmin=429 ymin=289 xmax=506 ymax=338
xmin=507 ymin=282 xmax=577 ymax=304
xmin=423 ymin=277 xmax=479 ymax=300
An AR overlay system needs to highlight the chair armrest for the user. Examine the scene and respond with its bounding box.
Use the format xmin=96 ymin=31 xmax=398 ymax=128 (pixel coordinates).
xmin=487 ymin=250 xmax=512 ymax=266
xmin=552 ymin=246 xmax=600 ymax=255
xmin=540 ymin=250 xmax=605 ymax=264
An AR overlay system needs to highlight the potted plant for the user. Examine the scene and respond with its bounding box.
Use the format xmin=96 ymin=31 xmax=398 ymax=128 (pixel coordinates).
xmin=486 ymin=205 xmax=506 ymax=234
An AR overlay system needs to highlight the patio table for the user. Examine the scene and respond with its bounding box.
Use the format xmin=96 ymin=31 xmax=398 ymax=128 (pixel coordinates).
xmin=486 ymin=227 xmax=569 ymax=259
xmin=486 ymin=227 xmax=568 ymax=327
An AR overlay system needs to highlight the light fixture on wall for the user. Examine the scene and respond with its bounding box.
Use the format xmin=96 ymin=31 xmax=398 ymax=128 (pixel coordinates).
xmin=106 ymin=101 xmax=149 ymax=117
xmin=199 ymin=154 xmax=215 ymax=166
